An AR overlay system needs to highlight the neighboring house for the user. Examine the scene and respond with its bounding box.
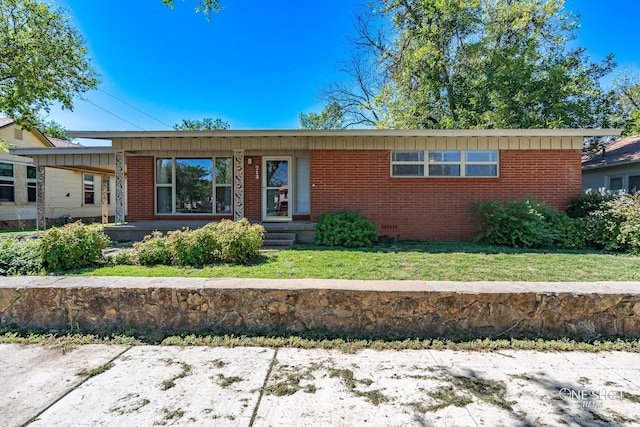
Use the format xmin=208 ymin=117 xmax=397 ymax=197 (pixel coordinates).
xmin=0 ymin=119 xmax=116 ymax=228
xmin=582 ymin=135 xmax=640 ymax=194
xmin=12 ymin=128 xmax=618 ymax=240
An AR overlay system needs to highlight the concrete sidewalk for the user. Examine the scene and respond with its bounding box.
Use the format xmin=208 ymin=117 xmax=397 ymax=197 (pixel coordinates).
xmin=1 ymin=344 xmax=639 ymax=426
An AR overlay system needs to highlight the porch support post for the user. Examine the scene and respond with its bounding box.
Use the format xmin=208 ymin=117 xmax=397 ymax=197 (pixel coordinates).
xmin=36 ymin=166 xmax=46 ymax=229
xmin=115 ymin=151 xmax=125 ymax=224
xmin=101 ymin=175 xmax=109 ymax=224
xmin=233 ymin=149 xmax=244 ymax=220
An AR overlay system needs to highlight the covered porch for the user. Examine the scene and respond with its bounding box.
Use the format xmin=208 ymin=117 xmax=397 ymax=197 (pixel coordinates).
xmin=102 ymin=220 xmax=315 ymax=246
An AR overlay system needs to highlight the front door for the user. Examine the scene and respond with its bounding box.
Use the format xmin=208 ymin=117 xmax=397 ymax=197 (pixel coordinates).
xmin=262 ymin=157 xmax=291 ymax=221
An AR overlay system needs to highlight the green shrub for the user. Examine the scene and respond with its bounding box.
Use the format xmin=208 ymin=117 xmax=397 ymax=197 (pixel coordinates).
xmin=315 ymin=210 xmax=378 ymax=248
xmin=211 ymin=219 xmax=264 ymax=263
xmin=585 ymin=194 xmax=640 ymax=253
xmin=133 ymin=231 xmax=172 ymax=266
xmin=0 ymin=238 xmax=43 ymax=275
xmin=566 ymin=192 xmax=615 ymax=219
xmin=108 ymin=250 xmax=135 ymax=266
xmin=473 ymin=198 xmax=585 ymax=249
xmin=39 ymin=222 xmax=110 ymax=271
xmin=133 ymin=219 xmax=264 ymax=266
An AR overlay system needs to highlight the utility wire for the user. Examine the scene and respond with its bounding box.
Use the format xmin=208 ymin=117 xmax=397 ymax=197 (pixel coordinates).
xmin=83 ymin=98 xmax=146 ymax=130
xmin=98 ymin=89 xmax=173 ymax=129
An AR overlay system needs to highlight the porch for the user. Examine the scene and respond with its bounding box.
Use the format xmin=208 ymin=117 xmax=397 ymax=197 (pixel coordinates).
xmin=102 ymin=220 xmax=315 ymax=246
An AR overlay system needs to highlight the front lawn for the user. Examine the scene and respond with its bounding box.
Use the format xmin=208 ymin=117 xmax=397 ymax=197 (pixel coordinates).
xmin=70 ymin=241 xmax=640 ymax=281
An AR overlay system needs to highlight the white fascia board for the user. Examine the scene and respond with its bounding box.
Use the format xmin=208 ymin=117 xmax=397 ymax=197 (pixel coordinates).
xmin=68 ymin=128 xmax=622 ymax=139
xmin=10 ymin=147 xmax=115 ymax=156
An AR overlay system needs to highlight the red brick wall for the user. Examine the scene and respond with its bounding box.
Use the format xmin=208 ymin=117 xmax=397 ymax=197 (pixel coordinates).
xmin=309 ymin=149 xmax=582 ymax=241
xmin=126 ymin=156 xmax=155 ymax=221
xmin=244 ymin=156 xmax=262 ymax=221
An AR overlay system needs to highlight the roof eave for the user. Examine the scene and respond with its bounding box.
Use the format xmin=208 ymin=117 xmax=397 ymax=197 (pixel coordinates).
xmin=68 ymin=128 xmax=623 ymax=139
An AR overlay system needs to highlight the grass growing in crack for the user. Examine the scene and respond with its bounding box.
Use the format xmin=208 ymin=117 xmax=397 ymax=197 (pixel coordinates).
xmin=216 ymin=373 xmax=244 ymax=388
xmin=76 ymin=361 xmax=114 ymax=378
xmin=210 ymin=359 xmax=228 ymax=369
xmin=406 ymin=385 xmax=473 ymax=413
xmin=625 ymin=392 xmax=640 ymax=403
xmin=160 ymin=361 xmax=192 ymax=390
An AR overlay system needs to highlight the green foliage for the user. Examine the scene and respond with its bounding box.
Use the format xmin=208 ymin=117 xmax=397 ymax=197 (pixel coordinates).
xmin=473 ymin=198 xmax=584 ymax=249
xmin=299 ymin=101 xmax=345 ymax=129
xmin=208 ymin=219 xmax=264 ymax=264
xmin=0 ymin=0 xmax=99 ymax=127
xmin=128 ymin=219 xmax=264 ymax=266
xmin=132 ymin=232 xmax=172 ymax=266
xmin=566 ymin=192 xmax=615 ymax=219
xmin=34 ymin=117 xmax=73 ymax=141
xmin=585 ymin=194 xmax=640 ymax=253
xmin=39 ymin=222 xmax=110 ymax=271
xmin=315 ymin=210 xmax=378 ymax=248
xmin=0 ymin=238 xmax=42 ymax=275
xmin=160 ymin=0 xmax=222 ymax=18
xmin=336 ymin=0 xmax=615 ymax=129
xmin=173 ymin=118 xmax=230 ymax=131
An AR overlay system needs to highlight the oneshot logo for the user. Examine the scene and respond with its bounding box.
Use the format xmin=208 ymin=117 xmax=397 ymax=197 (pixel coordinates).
xmin=559 ymin=388 xmax=624 ymax=408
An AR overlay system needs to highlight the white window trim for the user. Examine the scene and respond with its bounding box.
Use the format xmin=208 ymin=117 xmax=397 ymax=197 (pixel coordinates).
xmin=391 ymin=150 xmax=499 ymax=178
xmin=154 ymin=157 xmax=233 ymax=215
xmin=0 ymin=162 xmax=16 ymax=203
xmin=83 ymin=173 xmax=95 ymax=205
xmin=27 ymin=166 xmax=37 ymax=203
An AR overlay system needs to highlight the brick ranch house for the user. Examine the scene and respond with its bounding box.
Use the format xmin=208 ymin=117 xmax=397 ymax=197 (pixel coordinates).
xmin=11 ymin=129 xmax=619 ymax=241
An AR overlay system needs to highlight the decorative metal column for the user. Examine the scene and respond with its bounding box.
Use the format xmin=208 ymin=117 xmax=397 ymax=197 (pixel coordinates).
xmin=36 ymin=166 xmax=46 ymax=229
xmin=233 ymin=149 xmax=245 ymax=220
xmin=115 ymin=151 xmax=125 ymax=224
xmin=101 ymin=175 xmax=109 ymax=224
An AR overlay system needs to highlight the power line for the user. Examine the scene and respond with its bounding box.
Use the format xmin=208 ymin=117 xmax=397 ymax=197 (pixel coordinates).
xmin=98 ymin=89 xmax=173 ymax=129
xmin=83 ymin=98 xmax=145 ymax=130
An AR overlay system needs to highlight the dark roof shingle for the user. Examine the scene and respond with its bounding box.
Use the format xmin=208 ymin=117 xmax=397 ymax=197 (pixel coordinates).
xmin=582 ymin=136 xmax=640 ymax=169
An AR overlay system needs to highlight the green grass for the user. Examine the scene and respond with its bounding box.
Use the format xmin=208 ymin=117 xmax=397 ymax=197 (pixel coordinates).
xmin=70 ymin=242 xmax=640 ymax=282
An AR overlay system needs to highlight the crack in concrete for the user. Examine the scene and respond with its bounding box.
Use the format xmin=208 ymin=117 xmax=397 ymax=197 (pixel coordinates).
xmin=20 ymin=346 xmax=133 ymax=427
xmin=249 ymin=348 xmax=278 ymax=427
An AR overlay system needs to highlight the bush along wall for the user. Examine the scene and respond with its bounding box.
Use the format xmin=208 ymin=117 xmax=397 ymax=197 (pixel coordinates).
xmin=129 ymin=219 xmax=264 ymax=267
xmin=314 ymin=210 xmax=378 ymax=248
xmin=474 ymin=194 xmax=640 ymax=253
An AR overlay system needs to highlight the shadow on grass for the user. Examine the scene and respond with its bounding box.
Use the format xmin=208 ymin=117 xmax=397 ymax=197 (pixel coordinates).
xmin=287 ymin=241 xmax=611 ymax=256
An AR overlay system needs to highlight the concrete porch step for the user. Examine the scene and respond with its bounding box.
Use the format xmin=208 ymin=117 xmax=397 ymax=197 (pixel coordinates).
xmin=262 ymin=232 xmax=296 ymax=249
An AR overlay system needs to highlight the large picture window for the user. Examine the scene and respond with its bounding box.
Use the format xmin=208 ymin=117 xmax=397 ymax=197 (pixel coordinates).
xmin=0 ymin=162 xmax=15 ymax=202
xmin=391 ymin=150 xmax=498 ymax=177
xmin=155 ymin=157 xmax=232 ymax=215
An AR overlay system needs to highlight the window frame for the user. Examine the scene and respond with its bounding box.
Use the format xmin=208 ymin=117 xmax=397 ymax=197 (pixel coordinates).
xmin=83 ymin=173 xmax=95 ymax=205
xmin=154 ymin=156 xmax=233 ymax=215
xmin=391 ymin=150 xmax=499 ymax=178
xmin=27 ymin=166 xmax=37 ymax=203
xmin=0 ymin=162 xmax=15 ymax=202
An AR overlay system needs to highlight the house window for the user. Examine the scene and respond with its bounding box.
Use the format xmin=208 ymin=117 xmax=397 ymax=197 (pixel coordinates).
xmin=83 ymin=174 xmax=95 ymax=204
xmin=0 ymin=163 xmax=15 ymax=202
xmin=27 ymin=166 xmax=37 ymax=202
xmin=155 ymin=157 xmax=232 ymax=215
xmin=609 ymin=177 xmax=623 ymax=192
xmin=391 ymin=150 xmax=498 ymax=177
xmin=629 ymin=176 xmax=640 ymax=194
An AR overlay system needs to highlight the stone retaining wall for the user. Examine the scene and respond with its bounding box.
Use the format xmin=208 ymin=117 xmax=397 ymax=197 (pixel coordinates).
xmin=1 ymin=278 xmax=639 ymax=339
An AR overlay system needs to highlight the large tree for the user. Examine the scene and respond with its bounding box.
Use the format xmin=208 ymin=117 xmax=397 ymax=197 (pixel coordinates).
xmin=173 ymin=117 xmax=230 ymax=130
xmin=0 ymin=0 xmax=99 ymax=128
xmin=611 ymin=71 xmax=640 ymax=136
xmin=322 ymin=0 xmax=616 ymax=130
xmin=299 ymin=101 xmax=346 ymax=129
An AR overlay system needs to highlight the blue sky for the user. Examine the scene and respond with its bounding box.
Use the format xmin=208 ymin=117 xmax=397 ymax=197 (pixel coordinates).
xmin=47 ymin=0 xmax=640 ymax=136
